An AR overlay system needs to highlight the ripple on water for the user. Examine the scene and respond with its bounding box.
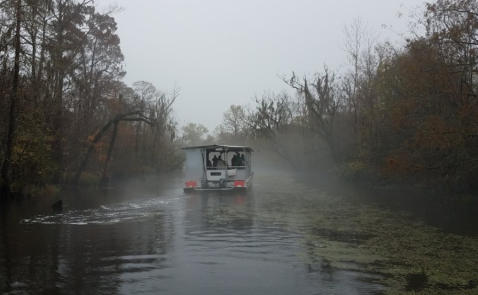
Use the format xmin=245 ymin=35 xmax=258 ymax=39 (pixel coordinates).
xmin=18 ymin=197 xmax=181 ymax=225
xmin=7 ymin=181 xmax=388 ymax=295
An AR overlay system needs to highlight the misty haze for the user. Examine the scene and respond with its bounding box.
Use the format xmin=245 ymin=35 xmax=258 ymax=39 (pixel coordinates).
xmin=0 ymin=0 xmax=477 ymax=294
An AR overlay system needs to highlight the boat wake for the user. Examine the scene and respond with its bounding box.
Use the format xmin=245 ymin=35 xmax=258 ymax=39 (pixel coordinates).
xmin=20 ymin=196 xmax=183 ymax=226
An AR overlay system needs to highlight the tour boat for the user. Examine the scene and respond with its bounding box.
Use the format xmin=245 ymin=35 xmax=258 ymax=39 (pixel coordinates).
xmin=182 ymin=144 xmax=254 ymax=192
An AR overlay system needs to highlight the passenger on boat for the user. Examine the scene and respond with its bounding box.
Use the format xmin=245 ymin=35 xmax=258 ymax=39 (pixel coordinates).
xmin=231 ymin=154 xmax=238 ymax=167
xmin=212 ymin=155 xmax=218 ymax=167
xmin=216 ymin=156 xmax=226 ymax=168
xmin=240 ymin=154 xmax=247 ymax=166
xmin=238 ymin=152 xmax=244 ymax=165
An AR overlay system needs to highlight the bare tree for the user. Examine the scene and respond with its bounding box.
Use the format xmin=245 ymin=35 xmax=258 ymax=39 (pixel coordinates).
xmin=245 ymin=92 xmax=297 ymax=165
xmin=220 ymin=104 xmax=246 ymax=140
xmin=286 ymin=69 xmax=341 ymax=163
xmin=340 ymin=17 xmax=379 ymax=138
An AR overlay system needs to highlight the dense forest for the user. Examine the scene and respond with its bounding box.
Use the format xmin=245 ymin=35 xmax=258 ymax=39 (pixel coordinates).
xmin=2 ymin=0 xmax=478 ymax=198
xmin=0 ymin=0 xmax=182 ymax=197
xmin=211 ymin=0 xmax=478 ymax=192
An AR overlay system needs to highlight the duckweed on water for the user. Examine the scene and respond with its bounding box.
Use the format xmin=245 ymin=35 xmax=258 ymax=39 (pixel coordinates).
xmin=204 ymin=175 xmax=478 ymax=294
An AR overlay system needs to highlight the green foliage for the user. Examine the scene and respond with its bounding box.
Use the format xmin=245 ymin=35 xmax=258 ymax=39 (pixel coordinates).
xmin=156 ymin=148 xmax=186 ymax=172
xmin=334 ymin=160 xmax=373 ymax=181
xmin=181 ymin=122 xmax=209 ymax=146
xmin=9 ymin=117 xmax=58 ymax=190
xmin=77 ymin=172 xmax=100 ymax=187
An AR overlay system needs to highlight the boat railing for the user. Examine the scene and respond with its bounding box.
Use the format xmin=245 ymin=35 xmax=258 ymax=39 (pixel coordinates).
xmin=206 ymin=165 xmax=250 ymax=170
xmin=205 ymin=164 xmax=252 ymax=180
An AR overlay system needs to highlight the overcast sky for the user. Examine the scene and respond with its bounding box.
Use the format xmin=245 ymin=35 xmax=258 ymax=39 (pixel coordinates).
xmin=100 ymin=0 xmax=425 ymax=133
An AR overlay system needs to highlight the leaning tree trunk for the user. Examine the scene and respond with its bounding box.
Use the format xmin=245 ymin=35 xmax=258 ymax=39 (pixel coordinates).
xmin=99 ymin=121 xmax=119 ymax=188
xmin=70 ymin=111 xmax=152 ymax=186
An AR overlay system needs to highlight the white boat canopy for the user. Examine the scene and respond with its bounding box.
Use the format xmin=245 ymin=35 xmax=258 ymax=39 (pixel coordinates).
xmin=182 ymin=144 xmax=254 ymax=152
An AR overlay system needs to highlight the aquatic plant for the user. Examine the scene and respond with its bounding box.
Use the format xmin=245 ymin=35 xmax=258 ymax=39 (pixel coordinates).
xmin=204 ymin=174 xmax=478 ymax=294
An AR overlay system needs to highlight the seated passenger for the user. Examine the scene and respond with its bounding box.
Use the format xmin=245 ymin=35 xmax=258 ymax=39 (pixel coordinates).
xmin=216 ymin=155 xmax=226 ymax=168
xmin=241 ymin=154 xmax=247 ymax=166
xmin=212 ymin=155 xmax=218 ymax=167
xmin=231 ymin=154 xmax=238 ymax=167
xmin=235 ymin=154 xmax=242 ymax=166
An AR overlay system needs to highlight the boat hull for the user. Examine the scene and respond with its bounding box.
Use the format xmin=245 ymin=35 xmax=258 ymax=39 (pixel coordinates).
xmin=183 ymin=174 xmax=253 ymax=193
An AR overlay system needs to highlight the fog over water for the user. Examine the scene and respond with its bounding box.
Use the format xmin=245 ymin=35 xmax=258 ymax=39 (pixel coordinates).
xmin=0 ymin=168 xmax=383 ymax=294
xmin=2 ymin=153 xmax=477 ymax=294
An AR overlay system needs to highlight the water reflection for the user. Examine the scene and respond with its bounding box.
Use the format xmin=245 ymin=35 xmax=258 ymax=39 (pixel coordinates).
xmin=1 ymin=177 xmax=176 ymax=295
xmin=0 ymin=174 xmax=386 ymax=295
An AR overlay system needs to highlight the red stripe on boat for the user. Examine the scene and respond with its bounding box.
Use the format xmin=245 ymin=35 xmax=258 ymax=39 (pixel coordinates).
xmin=234 ymin=180 xmax=245 ymax=187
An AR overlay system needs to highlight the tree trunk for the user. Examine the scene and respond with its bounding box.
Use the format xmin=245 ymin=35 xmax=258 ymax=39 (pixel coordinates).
xmin=1 ymin=0 xmax=22 ymax=198
xmin=70 ymin=111 xmax=151 ymax=186
xmin=36 ymin=12 xmax=47 ymax=85
xmin=100 ymin=121 xmax=119 ymax=188
xmin=51 ymin=1 xmax=65 ymax=184
xmin=71 ymin=117 xmax=117 ymax=186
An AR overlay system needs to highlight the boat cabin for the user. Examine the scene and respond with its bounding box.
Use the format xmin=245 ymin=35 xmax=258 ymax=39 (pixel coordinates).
xmin=182 ymin=144 xmax=254 ymax=192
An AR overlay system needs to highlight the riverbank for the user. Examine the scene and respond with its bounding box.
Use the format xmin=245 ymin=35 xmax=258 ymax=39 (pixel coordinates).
xmin=1 ymin=168 xmax=166 ymax=202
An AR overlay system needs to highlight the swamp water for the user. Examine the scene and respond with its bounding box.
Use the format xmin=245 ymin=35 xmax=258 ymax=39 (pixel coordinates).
xmin=0 ymin=170 xmax=477 ymax=294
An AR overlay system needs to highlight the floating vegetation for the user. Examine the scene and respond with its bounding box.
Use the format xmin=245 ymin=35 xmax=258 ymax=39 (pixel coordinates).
xmin=204 ymin=174 xmax=478 ymax=294
xmin=204 ymin=205 xmax=254 ymax=227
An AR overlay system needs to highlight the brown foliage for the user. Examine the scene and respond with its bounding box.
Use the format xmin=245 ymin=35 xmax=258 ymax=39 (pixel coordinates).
xmin=238 ymin=0 xmax=478 ymax=190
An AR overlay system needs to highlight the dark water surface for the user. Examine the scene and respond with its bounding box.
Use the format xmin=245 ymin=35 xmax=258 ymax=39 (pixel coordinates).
xmin=0 ymin=173 xmax=385 ymax=295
